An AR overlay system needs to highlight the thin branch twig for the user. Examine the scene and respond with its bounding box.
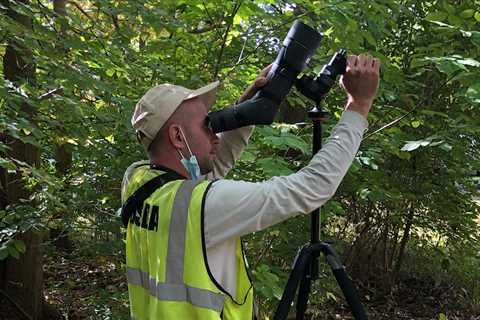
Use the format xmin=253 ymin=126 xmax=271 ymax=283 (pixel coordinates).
xmin=37 ymin=87 xmax=64 ymax=100
xmin=212 ymin=0 xmax=243 ymax=81
xmin=363 ymin=108 xmax=416 ymax=140
xmin=70 ymin=1 xmax=94 ymax=23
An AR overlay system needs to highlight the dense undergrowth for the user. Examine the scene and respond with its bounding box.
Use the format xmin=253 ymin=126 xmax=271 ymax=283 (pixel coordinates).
xmin=35 ymin=225 xmax=480 ymax=319
xmin=1 ymin=1 xmax=479 ymax=319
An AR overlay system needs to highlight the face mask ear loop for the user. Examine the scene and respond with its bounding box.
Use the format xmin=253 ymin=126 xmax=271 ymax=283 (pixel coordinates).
xmin=178 ymin=127 xmax=194 ymax=158
xmin=177 ymin=149 xmax=186 ymax=160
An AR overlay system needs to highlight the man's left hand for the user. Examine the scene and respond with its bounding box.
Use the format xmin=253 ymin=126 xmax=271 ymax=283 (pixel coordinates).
xmin=237 ymin=64 xmax=271 ymax=104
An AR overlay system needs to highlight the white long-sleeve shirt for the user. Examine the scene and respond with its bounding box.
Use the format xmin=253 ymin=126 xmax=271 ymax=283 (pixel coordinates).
xmin=123 ymin=110 xmax=368 ymax=297
xmin=205 ymin=110 xmax=367 ymax=295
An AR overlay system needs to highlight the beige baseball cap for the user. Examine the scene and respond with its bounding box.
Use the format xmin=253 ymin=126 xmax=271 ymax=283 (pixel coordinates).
xmin=132 ymin=81 xmax=220 ymax=149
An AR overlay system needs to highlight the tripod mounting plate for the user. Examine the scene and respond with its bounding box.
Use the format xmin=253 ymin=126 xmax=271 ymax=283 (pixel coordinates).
xmin=308 ymin=106 xmax=328 ymax=122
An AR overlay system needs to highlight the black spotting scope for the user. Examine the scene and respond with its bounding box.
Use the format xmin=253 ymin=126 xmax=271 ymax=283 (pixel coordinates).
xmin=208 ymin=20 xmax=322 ymax=133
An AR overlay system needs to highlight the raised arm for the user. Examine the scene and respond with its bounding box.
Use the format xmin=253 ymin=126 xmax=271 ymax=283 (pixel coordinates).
xmin=208 ymin=65 xmax=271 ymax=179
xmin=205 ymin=55 xmax=380 ymax=246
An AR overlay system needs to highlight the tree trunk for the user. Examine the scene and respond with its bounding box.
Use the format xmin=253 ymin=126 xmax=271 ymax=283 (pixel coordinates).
xmin=0 ymin=1 xmax=43 ymax=318
xmin=393 ymin=156 xmax=417 ymax=281
xmin=393 ymin=202 xmax=415 ymax=281
xmin=49 ymin=0 xmax=74 ymax=253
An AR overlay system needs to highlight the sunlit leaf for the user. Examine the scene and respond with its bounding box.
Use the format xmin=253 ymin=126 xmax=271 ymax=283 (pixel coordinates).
xmin=474 ymin=11 xmax=480 ymax=22
xmin=439 ymin=143 xmax=453 ymax=152
xmin=401 ymin=140 xmax=431 ymax=152
xmin=466 ymin=83 xmax=480 ymax=104
xmin=460 ymin=9 xmax=475 ymax=18
xmin=426 ymin=11 xmax=447 ymax=21
xmin=0 ymin=158 xmax=17 ymax=170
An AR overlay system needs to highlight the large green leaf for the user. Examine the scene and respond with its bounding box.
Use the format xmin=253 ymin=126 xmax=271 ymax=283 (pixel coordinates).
xmin=466 ymin=83 xmax=480 ymax=104
xmin=263 ymin=134 xmax=309 ymax=154
xmin=257 ymin=158 xmax=294 ymax=177
xmin=422 ymin=56 xmax=479 ymax=76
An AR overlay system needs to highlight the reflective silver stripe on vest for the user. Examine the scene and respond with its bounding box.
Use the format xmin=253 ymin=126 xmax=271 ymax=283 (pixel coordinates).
xmin=127 ymin=267 xmax=224 ymax=312
xmin=165 ymin=180 xmax=200 ymax=283
xmin=128 ymin=179 xmax=225 ymax=312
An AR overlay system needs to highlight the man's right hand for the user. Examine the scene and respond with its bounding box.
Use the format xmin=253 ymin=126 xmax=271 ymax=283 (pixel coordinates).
xmin=237 ymin=64 xmax=272 ymax=104
xmin=340 ymin=54 xmax=380 ymax=119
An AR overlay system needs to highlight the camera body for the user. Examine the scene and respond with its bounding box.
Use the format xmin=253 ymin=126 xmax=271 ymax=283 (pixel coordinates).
xmin=296 ymin=49 xmax=347 ymax=106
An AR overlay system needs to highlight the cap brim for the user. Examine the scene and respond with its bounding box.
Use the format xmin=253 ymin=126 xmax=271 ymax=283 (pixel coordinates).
xmin=184 ymin=80 xmax=220 ymax=110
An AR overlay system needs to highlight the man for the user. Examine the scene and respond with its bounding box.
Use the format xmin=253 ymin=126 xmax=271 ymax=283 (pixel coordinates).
xmin=121 ymin=54 xmax=380 ymax=319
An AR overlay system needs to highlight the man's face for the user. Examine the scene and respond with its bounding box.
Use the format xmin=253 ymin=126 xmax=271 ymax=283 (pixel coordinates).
xmin=179 ymin=98 xmax=219 ymax=174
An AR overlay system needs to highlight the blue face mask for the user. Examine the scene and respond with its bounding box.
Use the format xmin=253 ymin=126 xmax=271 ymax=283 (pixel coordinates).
xmin=180 ymin=156 xmax=201 ymax=180
xmin=178 ymin=128 xmax=201 ymax=180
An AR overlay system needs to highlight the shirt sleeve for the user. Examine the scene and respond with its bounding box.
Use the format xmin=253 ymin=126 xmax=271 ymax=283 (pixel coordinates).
xmin=207 ymin=125 xmax=254 ymax=180
xmin=204 ymin=110 xmax=368 ymax=247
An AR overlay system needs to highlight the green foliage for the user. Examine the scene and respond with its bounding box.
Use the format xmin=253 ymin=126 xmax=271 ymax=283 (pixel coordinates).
xmin=0 ymin=238 xmax=26 ymax=260
xmin=252 ymin=264 xmax=284 ymax=301
xmin=1 ymin=0 xmax=479 ymax=317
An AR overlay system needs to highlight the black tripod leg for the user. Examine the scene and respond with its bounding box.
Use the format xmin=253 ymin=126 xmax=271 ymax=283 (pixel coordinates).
xmin=331 ymin=268 xmax=368 ymax=320
xmin=274 ymin=248 xmax=311 ymax=320
xmin=295 ymin=259 xmax=312 ymax=320
xmin=323 ymin=245 xmax=368 ymax=320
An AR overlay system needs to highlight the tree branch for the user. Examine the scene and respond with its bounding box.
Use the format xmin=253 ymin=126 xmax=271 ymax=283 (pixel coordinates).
xmin=362 ymin=108 xmax=416 ymax=140
xmin=37 ymin=87 xmax=64 ymax=100
xmin=70 ymin=1 xmax=94 ymax=23
xmin=222 ymin=12 xmax=308 ymax=79
xmin=212 ymin=0 xmax=243 ymax=80
xmin=189 ymin=23 xmax=221 ymax=34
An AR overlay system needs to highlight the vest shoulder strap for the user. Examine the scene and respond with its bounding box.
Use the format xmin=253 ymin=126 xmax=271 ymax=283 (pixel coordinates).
xmin=121 ymin=171 xmax=181 ymax=227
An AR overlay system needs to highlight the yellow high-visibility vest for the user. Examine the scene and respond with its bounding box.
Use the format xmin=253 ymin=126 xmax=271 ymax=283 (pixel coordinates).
xmin=123 ymin=166 xmax=254 ymax=319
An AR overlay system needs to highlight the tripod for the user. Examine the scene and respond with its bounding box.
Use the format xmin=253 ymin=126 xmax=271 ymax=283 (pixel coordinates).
xmin=273 ymin=105 xmax=368 ymax=320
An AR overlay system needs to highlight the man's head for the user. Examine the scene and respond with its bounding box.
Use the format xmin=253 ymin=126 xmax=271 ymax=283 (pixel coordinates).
xmin=132 ymin=81 xmax=220 ymax=176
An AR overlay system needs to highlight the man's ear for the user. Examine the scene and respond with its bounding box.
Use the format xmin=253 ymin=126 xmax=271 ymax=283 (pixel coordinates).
xmin=168 ymin=124 xmax=185 ymax=149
